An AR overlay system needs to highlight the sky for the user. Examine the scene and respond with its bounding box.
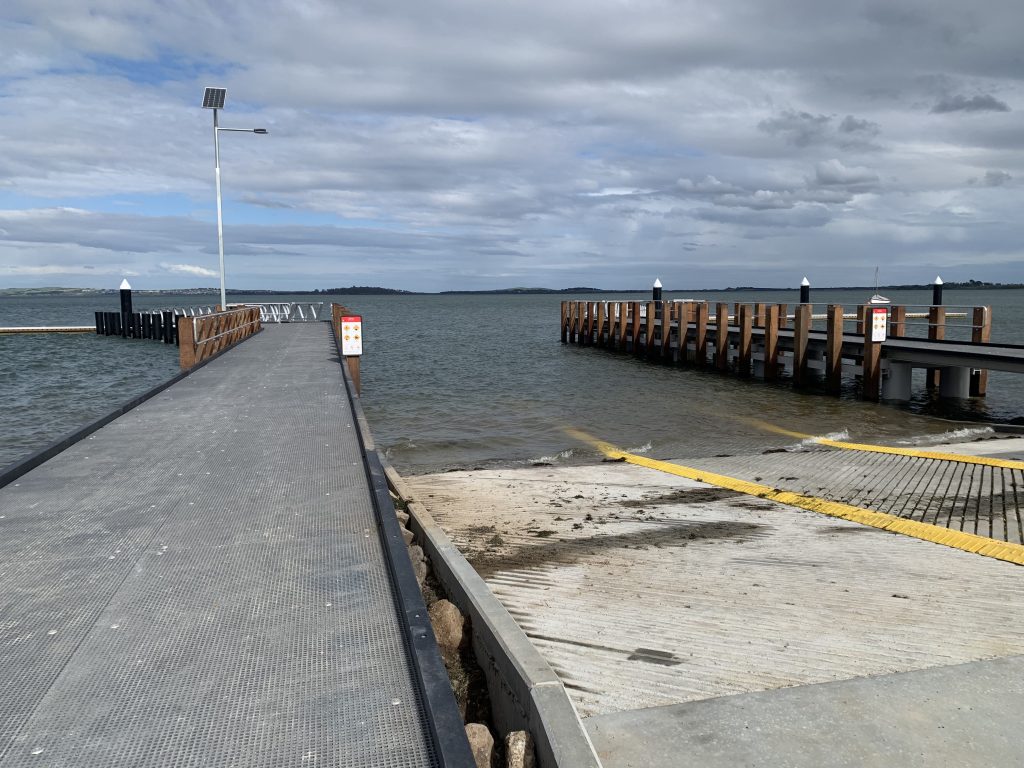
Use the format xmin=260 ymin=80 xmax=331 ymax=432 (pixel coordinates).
xmin=1 ymin=1 xmax=1022 ymax=292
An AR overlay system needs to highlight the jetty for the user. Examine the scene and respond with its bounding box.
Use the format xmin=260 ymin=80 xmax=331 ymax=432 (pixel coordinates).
xmin=0 ymin=321 xmax=474 ymax=767
xmin=0 ymin=326 xmax=93 ymax=334
xmin=560 ymin=297 xmax=1024 ymax=400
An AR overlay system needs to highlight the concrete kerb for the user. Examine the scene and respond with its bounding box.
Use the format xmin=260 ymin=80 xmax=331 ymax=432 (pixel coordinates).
xmin=383 ymin=462 xmax=603 ymax=768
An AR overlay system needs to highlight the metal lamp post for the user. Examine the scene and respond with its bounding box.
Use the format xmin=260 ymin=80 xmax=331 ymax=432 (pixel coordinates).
xmin=202 ymin=87 xmax=268 ymax=311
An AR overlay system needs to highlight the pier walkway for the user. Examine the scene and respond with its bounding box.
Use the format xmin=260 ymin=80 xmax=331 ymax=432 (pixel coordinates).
xmin=0 ymin=324 xmax=469 ymax=767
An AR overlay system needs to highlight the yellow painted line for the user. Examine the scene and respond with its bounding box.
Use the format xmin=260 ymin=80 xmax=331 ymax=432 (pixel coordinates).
xmin=565 ymin=427 xmax=1024 ymax=567
xmin=747 ymin=418 xmax=1024 ymax=471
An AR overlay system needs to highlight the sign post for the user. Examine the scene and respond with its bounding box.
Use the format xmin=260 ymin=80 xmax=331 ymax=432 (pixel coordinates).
xmin=341 ymin=315 xmax=362 ymax=395
xmin=861 ymin=305 xmax=886 ymax=400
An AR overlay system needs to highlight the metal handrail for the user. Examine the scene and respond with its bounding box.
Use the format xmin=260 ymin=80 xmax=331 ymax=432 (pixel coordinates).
xmin=238 ymin=302 xmax=325 ymax=323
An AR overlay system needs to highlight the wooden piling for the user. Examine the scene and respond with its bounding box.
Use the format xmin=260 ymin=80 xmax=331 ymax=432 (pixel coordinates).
xmin=776 ymin=303 xmax=788 ymax=329
xmin=889 ymin=306 xmax=906 ymax=338
xmin=738 ymin=305 xmax=752 ymax=376
xmin=695 ymin=303 xmax=709 ymax=366
xmin=348 ymin=356 xmax=362 ymax=395
xmin=715 ymin=302 xmax=729 ymax=371
xmin=825 ymin=304 xmax=843 ymax=396
xmin=618 ymin=303 xmax=629 ymax=351
xmin=793 ymin=304 xmax=811 ymax=386
xmin=645 ymin=301 xmax=656 ymax=358
xmin=630 ymin=302 xmax=641 ymax=353
xmin=971 ymin=306 xmax=991 ymax=396
xmin=927 ymin=306 xmax=946 ymax=390
xmin=753 ymin=303 xmax=766 ymax=328
xmin=178 ymin=316 xmax=196 ymax=369
xmin=560 ymin=301 xmax=568 ymax=343
xmin=662 ymin=302 xmax=674 ymax=359
xmin=763 ymin=305 xmax=779 ymax=380
xmin=163 ymin=311 xmax=175 ymax=344
xmin=679 ymin=302 xmax=695 ymax=364
xmin=585 ymin=302 xmax=595 ymax=345
xmin=861 ymin=305 xmax=881 ymax=401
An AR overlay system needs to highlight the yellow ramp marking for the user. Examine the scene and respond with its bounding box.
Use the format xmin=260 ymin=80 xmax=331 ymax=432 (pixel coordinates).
xmin=565 ymin=428 xmax=1024 ymax=567
xmin=747 ymin=418 xmax=1024 ymax=471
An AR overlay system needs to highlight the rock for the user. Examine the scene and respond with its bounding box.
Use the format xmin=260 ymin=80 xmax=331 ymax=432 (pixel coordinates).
xmin=505 ymin=730 xmax=536 ymax=768
xmin=401 ymin=527 xmax=415 ymax=546
xmin=465 ymin=723 xmax=495 ymax=768
xmin=429 ymin=599 xmax=465 ymax=654
xmin=409 ymin=544 xmax=428 ymax=586
xmin=396 ymin=510 xmax=410 ymax=525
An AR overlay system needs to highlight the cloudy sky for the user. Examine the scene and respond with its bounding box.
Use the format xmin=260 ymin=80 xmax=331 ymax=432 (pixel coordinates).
xmin=1 ymin=1 xmax=1022 ymax=292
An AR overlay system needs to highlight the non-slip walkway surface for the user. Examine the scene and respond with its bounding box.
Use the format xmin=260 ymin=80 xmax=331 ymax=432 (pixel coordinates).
xmin=0 ymin=325 xmax=437 ymax=767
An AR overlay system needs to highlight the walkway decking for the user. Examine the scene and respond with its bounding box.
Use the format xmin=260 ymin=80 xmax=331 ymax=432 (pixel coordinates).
xmin=0 ymin=324 xmax=463 ymax=767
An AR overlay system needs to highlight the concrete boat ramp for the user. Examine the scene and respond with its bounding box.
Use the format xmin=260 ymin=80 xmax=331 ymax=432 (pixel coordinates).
xmin=406 ymin=436 xmax=1024 ymax=767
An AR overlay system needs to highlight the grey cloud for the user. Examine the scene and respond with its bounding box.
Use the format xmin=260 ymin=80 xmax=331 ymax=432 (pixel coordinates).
xmin=758 ymin=111 xmax=832 ymax=147
xmin=758 ymin=110 xmax=881 ymax=150
xmin=813 ymin=160 xmax=879 ymax=187
xmin=838 ymin=115 xmax=880 ymax=135
xmin=676 ymin=176 xmax=743 ymax=196
xmin=696 ymin=203 xmax=832 ymax=230
xmin=3 ymin=0 xmax=1024 ymax=289
xmin=971 ymin=170 xmax=1012 ymax=187
xmin=931 ymin=93 xmax=1010 ymax=113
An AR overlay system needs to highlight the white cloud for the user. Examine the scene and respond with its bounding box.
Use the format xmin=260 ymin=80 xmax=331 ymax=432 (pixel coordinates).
xmin=160 ymin=262 xmax=218 ymax=277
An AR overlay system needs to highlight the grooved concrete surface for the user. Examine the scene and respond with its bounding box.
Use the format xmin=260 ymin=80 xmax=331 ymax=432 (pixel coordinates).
xmin=406 ymin=459 xmax=1024 ymax=764
xmin=686 ymin=444 xmax=1024 ymax=544
xmin=0 ymin=325 xmax=437 ymax=768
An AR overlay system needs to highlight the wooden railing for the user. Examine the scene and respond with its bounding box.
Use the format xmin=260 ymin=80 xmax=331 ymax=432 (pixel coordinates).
xmin=177 ymin=306 xmax=262 ymax=370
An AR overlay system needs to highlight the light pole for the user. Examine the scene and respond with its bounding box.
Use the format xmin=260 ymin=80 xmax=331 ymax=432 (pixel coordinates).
xmin=202 ymin=87 xmax=268 ymax=311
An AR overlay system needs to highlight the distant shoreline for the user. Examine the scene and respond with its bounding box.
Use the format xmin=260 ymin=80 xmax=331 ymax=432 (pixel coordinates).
xmin=2 ymin=281 xmax=1021 ymax=298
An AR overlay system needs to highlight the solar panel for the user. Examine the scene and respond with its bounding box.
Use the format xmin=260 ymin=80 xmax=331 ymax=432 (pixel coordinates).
xmin=202 ymin=87 xmax=226 ymax=109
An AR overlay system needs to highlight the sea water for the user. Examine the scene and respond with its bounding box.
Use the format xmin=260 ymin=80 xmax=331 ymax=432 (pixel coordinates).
xmin=2 ymin=289 xmax=1022 ymax=472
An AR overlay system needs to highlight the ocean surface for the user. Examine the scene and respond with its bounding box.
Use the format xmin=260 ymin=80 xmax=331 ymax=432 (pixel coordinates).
xmin=2 ymin=288 xmax=1022 ymax=473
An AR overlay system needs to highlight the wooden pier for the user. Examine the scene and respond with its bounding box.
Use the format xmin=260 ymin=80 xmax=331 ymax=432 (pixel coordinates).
xmin=560 ymin=299 xmax=1022 ymax=401
xmin=0 ymin=326 xmax=94 ymax=334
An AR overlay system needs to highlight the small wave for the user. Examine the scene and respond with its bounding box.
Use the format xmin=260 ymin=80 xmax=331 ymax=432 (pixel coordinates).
xmin=530 ymin=448 xmax=575 ymax=464
xmin=626 ymin=441 xmax=653 ymax=454
xmin=793 ymin=429 xmax=850 ymax=449
xmin=896 ymin=426 xmax=994 ymax=446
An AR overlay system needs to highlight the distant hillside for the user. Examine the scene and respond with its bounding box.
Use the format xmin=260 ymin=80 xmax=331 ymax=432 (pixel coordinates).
xmin=2 ymin=280 xmax=1021 ymax=298
xmin=439 ymin=286 xmax=605 ymax=295
xmin=312 ymin=286 xmax=418 ymax=295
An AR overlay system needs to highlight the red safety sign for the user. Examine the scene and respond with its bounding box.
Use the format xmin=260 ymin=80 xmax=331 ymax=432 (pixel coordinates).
xmin=341 ymin=316 xmax=363 ymax=356
xmin=871 ymin=307 xmax=887 ymax=343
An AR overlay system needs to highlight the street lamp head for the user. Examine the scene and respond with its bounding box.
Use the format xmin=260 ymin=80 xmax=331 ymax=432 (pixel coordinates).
xmin=202 ymin=87 xmax=226 ymax=109
xmin=253 ymin=128 xmax=268 ymax=134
